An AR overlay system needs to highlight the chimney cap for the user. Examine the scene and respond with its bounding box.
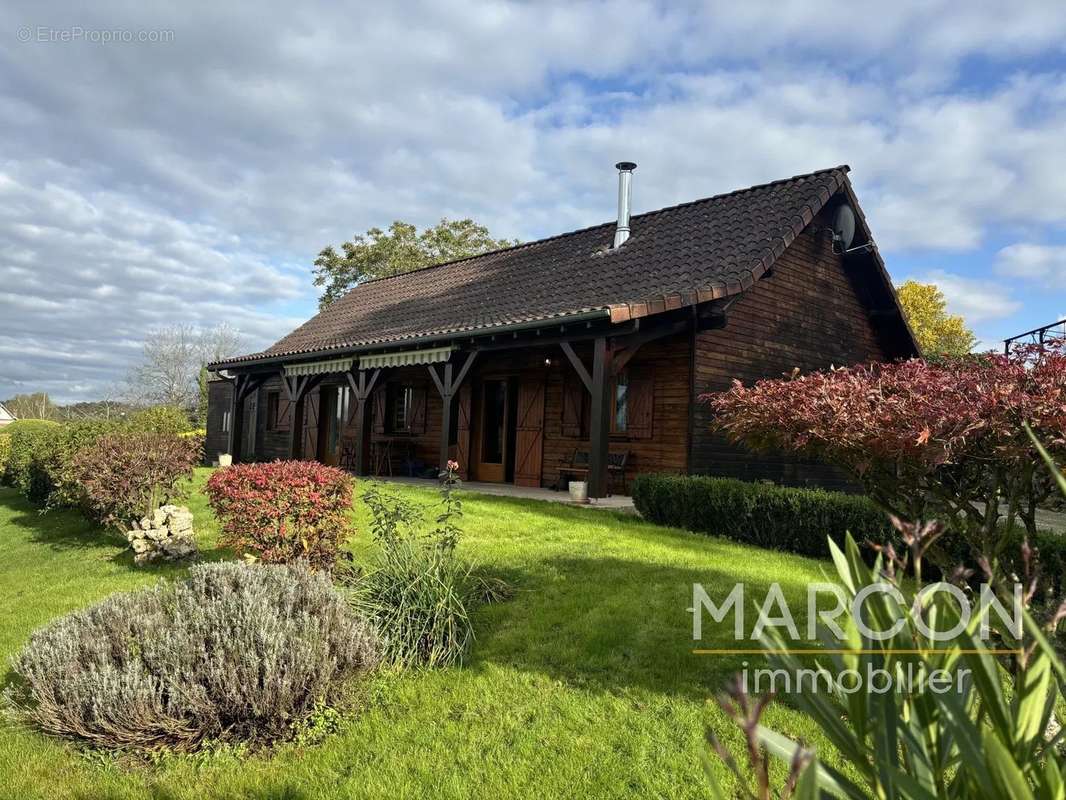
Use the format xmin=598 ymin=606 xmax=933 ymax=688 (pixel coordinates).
xmin=615 ymin=161 xmax=637 ymax=171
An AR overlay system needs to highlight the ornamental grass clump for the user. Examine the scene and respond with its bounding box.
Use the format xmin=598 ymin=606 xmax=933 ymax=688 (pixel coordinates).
xmin=343 ymin=462 xmax=501 ymax=669
xmin=205 ymin=460 xmax=354 ymax=567
xmin=4 ymin=561 xmax=379 ymax=753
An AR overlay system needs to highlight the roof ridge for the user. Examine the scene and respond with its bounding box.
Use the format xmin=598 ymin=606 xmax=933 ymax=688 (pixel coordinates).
xmin=345 ymin=164 xmax=850 ymax=291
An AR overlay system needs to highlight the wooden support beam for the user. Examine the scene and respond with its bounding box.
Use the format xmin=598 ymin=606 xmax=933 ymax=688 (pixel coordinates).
xmin=280 ymin=372 xmax=322 ymax=459
xmin=587 ymin=336 xmax=611 ymax=499
xmin=427 ymin=352 xmax=477 ymax=471
xmin=559 ymin=341 xmax=592 ymax=393
xmin=344 ymin=368 xmax=380 ymax=476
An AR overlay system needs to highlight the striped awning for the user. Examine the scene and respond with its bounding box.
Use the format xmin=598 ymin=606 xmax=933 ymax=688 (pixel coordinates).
xmin=283 ymin=357 xmax=354 ymax=377
xmin=359 ymin=345 xmax=454 ymax=370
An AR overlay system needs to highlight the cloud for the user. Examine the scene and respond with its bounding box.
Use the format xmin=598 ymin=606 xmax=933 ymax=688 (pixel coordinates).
xmin=918 ymin=269 xmax=1022 ymax=324
xmin=0 ymin=1 xmax=1065 ymax=401
xmin=995 ymin=243 xmax=1066 ymax=287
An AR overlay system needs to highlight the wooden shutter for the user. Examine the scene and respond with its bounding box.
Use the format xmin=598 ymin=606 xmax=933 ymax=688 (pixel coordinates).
xmin=626 ymin=375 xmax=654 ymax=439
xmin=409 ymin=386 xmax=427 ymax=434
xmin=302 ymin=389 xmax=320 ymax=460
xmin=514 ymin=378 xmax=545 ymax=487
xmin=372 ymin=387 xmax=386 ymax=434
xmin=454 ymin=383 xmax=472 ymax=480
xmin=276 ymin=393 xmax=292 ymax=432
xmin=561 ymin=376 xmax=584 ymax=438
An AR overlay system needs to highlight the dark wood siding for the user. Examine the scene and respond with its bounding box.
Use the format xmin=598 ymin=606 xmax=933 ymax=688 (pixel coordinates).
xmin=204 ymin=379 xmax=233 ymax=464
xmin=690 ymin=211 xmax=889 ymax=490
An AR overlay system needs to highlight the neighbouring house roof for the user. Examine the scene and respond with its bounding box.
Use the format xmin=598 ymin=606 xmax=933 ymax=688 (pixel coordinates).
xmin=0 ymin=402 xmax=15 ymax=424
xmin=215 ymin=165 xmax=912 ymax=368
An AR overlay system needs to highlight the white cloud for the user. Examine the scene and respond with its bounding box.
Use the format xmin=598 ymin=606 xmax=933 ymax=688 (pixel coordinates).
xmin=0 ymin=1 xmax=1065 ymax=400
xmin=919 ymin=269 xmax=1022 ymax=324
xmin=995 ymin=243 xmax=1066 ymax=287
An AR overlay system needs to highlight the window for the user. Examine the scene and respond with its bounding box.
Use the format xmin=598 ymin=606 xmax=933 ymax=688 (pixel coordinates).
xmin=265 ymin=391 xmax=280 ymax=431
xmin=387 ymin=384 xmax=414 ymax=433
xmin=612 ymin=371 xmax=629 ymax=433
xmin=222 ymin=409 xmax=231 ymax=433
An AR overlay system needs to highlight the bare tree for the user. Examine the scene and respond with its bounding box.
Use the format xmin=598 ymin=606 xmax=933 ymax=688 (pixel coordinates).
xmin=2 ymin=392 xmax=59 ymax=420
xmin=126 ymin=324 xmax=243 ymax=417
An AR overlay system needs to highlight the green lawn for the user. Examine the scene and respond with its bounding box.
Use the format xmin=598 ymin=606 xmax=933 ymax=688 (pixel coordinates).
xmin=0 ymin=469 xmax=839 ymax=799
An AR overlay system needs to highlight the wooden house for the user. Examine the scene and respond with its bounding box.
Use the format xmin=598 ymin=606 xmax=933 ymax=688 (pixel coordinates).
xmin=207 ymin=165 xmax=917 ymax=497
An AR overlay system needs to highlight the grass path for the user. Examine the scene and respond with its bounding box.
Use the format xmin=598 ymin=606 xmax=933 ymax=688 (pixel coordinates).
xmin=0 ymin=469 xmax=840 ymax=799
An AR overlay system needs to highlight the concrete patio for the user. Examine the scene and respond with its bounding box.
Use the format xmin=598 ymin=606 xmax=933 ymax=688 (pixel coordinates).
xmin=378 ymin=476 xmax=636 ymax=511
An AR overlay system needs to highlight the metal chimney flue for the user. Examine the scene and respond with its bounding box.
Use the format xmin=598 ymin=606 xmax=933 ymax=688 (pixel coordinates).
xmin=613 ymin=161 xmax=636 ymax=248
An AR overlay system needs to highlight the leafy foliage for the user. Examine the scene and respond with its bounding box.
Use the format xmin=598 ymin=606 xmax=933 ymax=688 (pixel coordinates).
xmin=705 ymin=345 xmax=1066 ymax=567
xmin=342 ymin=463 xmax=496 ymax=669
xmin=313 ymin=219 xmax=519 ymax=307
xmin=4 ymin=561 xmax=379 ymax=752
xmin=632 ymin=473 xmax=893 ymax=558
xmin=707 ymin=514 xmax=1066 ymax=800
xmin=0 ymin=432 xmax=8 ymax=480
xmin=896 ymin=280 xmax=978 ymax=356
xmin=2 ymin=419 xmax=60 ymax=491
xmin=204 ymin=460 xmax=354 ymax=567
xmin=72 ymin=431 xmax=201 ymax=531
xmin=127 ymin=405 xmax=194 ymax=434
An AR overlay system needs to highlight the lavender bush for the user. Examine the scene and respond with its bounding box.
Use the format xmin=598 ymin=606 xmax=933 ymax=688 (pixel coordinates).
xmin=4 ymin=561 xmax=378 ymax=752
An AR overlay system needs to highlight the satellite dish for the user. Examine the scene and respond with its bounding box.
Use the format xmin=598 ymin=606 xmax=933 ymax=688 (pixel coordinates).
xmin=831 ymin=204 xmax=856 ymax=252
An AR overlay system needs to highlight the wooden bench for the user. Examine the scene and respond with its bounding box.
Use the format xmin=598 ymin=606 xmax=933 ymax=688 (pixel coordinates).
xmin=558 ymin=449 xmax=630 ymax=496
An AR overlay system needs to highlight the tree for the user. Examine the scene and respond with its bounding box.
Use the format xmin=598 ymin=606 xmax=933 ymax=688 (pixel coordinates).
xmin=704 ymin=345 xmax=1066 ymax=565
xmin=126 ymin=324 xmax=242 ymax=419
xmin=312 ymin=218 xmax=519 ymax=308
xmin=897 ymin=280 xmax=978 ymax=356
xmin=3 ymin=392 xmax=59 ymax=420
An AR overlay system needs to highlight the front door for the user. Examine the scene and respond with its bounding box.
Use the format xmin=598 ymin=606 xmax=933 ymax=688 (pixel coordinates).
xmin=473 ymin=378 xmax=509 ymax=482
xmin=316 ymin=386 xmax=343 ymax=466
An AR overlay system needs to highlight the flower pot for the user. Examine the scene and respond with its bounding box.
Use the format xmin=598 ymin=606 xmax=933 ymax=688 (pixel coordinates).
xmin=568 ymin=480 xmax=588 ymax=503
xmin=217 ymin=454 xmax=233 ymax=467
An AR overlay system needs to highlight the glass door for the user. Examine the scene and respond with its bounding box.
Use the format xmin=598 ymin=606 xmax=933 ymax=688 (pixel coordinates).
xmin=473 ymin=379 xmax=508 ymax=482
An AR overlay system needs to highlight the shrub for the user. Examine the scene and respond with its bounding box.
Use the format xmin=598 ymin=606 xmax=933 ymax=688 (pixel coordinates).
xmin=205 ymin=460 xmax=354 ymax=567
xmin=3 ymin=419 xmax=60 ymax=491
xmin=3 ymin=419 xmax=128 ymax=508
xmin=632 ymin=473 xmax=892 ymax=558
xmin=705 ymin=344 xmax=1066 ymax=566
xmin=0 ymin=432 xmax=9 ymax=481
xmin=128 ymin=405 xmax=194 ymax=435
xmin=342 ymin=464 xmax=494 ymax=669
xmin=72 ymin=431 xmax=201 ymax=531
xmin=4 ymin=561 xmax=379 ymax=752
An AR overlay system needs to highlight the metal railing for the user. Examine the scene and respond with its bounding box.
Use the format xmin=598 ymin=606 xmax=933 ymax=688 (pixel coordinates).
xmin=1004 ymin=319 xmax=1066 ymax=353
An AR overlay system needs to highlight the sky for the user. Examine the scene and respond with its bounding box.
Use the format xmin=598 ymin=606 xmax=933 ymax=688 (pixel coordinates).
xmin=1 ymin=1 xmax=1064 ymax=403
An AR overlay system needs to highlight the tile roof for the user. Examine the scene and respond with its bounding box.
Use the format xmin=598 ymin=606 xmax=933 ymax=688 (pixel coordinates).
xmin=224 ymin=165 xmax=851 ymax=366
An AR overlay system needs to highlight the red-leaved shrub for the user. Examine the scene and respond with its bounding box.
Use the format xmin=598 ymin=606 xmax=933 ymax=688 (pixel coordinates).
xmin=205 ymin=460 xmax=354 ymax=567
xmin=704 ymin=344 xmax=1066 ymax=563
xmin=73 ymin=431 xmax=202 ymax=531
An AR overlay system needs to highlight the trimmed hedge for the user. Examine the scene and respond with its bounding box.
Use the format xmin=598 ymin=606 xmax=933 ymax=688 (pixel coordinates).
xmin=0 ymin=432 xmax=9 ymax=482
xmin=632 ymin=473 xmax=893 ymax=558
xmin=3 ymin=419 xmax=61 ymax=495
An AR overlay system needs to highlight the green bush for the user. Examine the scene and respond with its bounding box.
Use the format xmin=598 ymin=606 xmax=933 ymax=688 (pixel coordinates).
xmin=632 ymin=473 xmax=892 ymax=558
xmin=4 ymin=561 xmax=379 ymax=752
xmin=5 ymin=419 xmax=124 ymax=508
xmin=128 ymin=405 xmax=194 ymax=435
xmin=0 ymin=432 xmax=9 ymax=481
xmin=4 ymin=419 xmax=61 ymax=496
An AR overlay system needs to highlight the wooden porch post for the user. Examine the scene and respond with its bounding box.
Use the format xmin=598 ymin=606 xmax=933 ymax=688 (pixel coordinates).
xmin=587 ymin=336 xmax=611 ymax=499
xmin=227 ymin=376 xmax=243 ymax=461
xmin=428 ymin=352 xmax=477 ymax=472
xmin=282 ymin=373 xmax=322 ymax=460
xmin=345 ymin=368 xmax=381 ymax=476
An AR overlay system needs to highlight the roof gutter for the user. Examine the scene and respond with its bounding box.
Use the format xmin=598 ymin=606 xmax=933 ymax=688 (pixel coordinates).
xmin=209 ymin=308 xmax=613 ymax=373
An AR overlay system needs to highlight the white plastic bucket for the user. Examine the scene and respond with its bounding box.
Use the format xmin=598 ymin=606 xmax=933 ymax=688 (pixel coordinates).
xmin=568 ymin=481 xmax=588 ymax=503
